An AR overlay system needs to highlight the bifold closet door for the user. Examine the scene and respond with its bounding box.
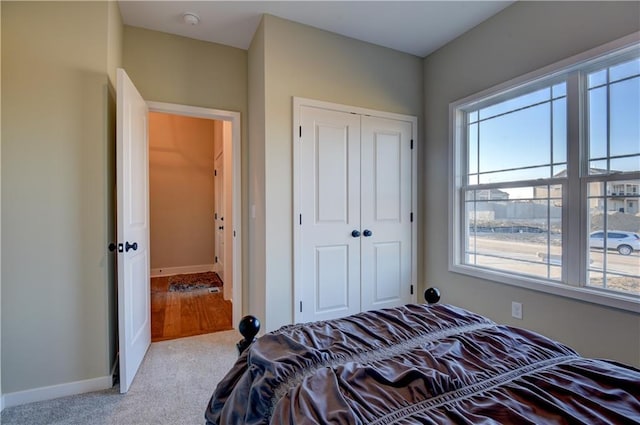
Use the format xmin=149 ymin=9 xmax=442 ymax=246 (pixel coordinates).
xmin=360 ymin=116 xmax=413 ymax=311
xmin=299 ymin=106 xmax=362 ymax=322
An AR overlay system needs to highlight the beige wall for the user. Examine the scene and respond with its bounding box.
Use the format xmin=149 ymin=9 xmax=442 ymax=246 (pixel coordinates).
xmin=2 ymin=1 xmax=118 ymax=394
xmin=122 ymin=25 xmax=249 ymax=313
xmin=0 ymin=0 xmax=3 ymax=407
xmin=105 ymin=0 xmax=121 ymax=388
xmin=423 ymin=1 xmax=640 ymax=366
xmin=253 ymin=15 xmax=424 ymax=331
xmin=247 ymin=18 xmax=267 ymax=325
xmin=149 ymin=112 xmax=216 ymax=270
xmin=106 ymin=1 xmax=122 ymax=87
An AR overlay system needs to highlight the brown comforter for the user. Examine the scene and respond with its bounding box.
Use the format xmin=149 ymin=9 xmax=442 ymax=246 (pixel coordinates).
xmin=205 ymin=304 xmax=640 ymax=424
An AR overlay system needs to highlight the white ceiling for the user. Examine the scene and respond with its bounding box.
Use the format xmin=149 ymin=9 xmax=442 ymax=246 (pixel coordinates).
xmin=118 ymin=1 xmax=514 ymax=58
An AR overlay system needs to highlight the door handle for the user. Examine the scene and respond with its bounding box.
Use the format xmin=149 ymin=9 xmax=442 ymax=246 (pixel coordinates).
xmin=219 ymin=226 xmax=224 ymax=230
xmin=351 ymin=230 xmax=361 ymax=238
xmin=125 ymin=241 xmax=138 ymax=252
xmin=363 ymin=229 xmax=373 ymax=237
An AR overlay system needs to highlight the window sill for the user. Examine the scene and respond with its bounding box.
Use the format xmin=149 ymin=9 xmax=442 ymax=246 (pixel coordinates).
xmin=450 ymin=263 xmax=640 ymax=313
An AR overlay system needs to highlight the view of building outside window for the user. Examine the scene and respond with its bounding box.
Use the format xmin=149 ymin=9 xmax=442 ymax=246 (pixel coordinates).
xmin=464 ymin=83 xmax=566 ymax=283
xmin=586 ymin=57 xmax=640 ymax=294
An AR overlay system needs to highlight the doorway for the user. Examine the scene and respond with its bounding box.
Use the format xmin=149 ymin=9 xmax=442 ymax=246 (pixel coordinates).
xmin=146 ymin=102 xmax=242 ymax=340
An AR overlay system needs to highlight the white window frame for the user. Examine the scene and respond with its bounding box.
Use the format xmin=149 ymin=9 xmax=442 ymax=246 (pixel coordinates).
xmin=449 ymin=32 xmax=640 ymax=313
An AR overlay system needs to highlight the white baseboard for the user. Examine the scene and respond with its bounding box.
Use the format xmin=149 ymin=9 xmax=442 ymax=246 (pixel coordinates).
xmin=2 ymin=375 xmax=112 ymax=409
xmin=150 ymin=264 xmax=215 ymax=278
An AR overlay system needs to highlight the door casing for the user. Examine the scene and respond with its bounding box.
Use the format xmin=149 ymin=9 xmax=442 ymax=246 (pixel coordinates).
xmin=146 ymin=101 xmax=243 ymax=329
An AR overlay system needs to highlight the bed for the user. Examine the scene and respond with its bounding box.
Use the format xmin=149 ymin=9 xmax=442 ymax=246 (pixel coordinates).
xmin=205 ymin=290 xmax=640 ymax=424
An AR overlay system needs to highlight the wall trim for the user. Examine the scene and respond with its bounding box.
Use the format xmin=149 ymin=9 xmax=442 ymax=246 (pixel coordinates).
xmin=2 ymin=375 xmax=112 ymax=409
xmin=150 ymin=264 xmax=215 ymax=278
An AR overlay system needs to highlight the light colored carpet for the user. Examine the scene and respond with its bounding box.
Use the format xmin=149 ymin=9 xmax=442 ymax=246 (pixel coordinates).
xmin=1 ymin=330 xmax=239 ymax=425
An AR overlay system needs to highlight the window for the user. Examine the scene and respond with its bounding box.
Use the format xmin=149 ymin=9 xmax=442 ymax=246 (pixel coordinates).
xmin=450 ymin=35 xmax=640 ymax=311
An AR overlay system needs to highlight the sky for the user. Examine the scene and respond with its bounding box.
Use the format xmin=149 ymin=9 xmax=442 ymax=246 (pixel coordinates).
xmin=467 ymin=57 xmax=640 ymax=199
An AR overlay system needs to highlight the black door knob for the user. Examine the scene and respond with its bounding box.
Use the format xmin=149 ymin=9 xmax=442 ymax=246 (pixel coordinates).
xmin=363 ymin=229 xmax=373 ymax=237
xmin=351 ymin=230 xmax=361 ymax=238
xmin=108 ymin=243 xmax=117 ymax=252
xmin=125 ymin=241 xmax=138 ymax=252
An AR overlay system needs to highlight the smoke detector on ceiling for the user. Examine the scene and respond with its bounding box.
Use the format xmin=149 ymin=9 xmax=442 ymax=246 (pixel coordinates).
xmin=183 ymin=12 xmax=200 ymax=26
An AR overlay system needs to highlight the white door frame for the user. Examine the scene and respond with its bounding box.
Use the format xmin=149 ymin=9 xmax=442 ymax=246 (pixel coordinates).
xmin=292 ymin=97 xmax=418 ymax=324
xmin=146 ymin=101 xmax=243 ymax=328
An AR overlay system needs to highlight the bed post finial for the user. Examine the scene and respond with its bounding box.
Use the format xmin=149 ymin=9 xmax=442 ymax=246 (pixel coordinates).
xmin=424 ymin=287 xmax=441 ymax=304
xmin=237 ymin=315 xmax=260 ymax=355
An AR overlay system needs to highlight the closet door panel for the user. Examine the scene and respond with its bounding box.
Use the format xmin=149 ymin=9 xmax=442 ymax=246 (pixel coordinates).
xmin=299 ymin=106 xmax=362 ymax=322
xmin=360 ymin=116 xmax=413 ymax=311
xmin=373 ymin=242 xmax=402 ymax=301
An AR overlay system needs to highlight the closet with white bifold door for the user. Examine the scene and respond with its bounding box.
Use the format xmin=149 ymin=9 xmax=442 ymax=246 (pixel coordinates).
xmin=293 ymin=98 xmax=417 ymax=324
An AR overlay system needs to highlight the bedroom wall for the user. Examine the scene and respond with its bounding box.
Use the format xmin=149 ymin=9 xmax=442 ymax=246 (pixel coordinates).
xmin=423 ymin=1 xmax=640 ymax=366
xmin=253 ymin=15 xmax=424 ymax=331
xmin=105 ymin=0 xmax=122 ymax=386
xmin=0 ymin=0 xmax=3 ymax=410
xmin=247 ymin=18 xmax=267 ymax=326
xmin=1 ymin=1 xmax=119 ymax=399
xmin=148 ymin=112 xmax=217 ymax=272
xmin=122 ymin=25 xmax=249 ymax=314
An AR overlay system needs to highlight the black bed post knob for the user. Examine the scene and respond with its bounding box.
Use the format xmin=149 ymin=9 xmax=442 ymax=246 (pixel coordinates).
xmin=424 ymin=287 xmax=441 ymax=304
xmin=237 ymin=315 xmax=261 ymax=355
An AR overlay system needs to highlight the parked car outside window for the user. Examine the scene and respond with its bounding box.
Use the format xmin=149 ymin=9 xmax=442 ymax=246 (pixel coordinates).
xmin=589 ymin=231 xmax=640 ymax=256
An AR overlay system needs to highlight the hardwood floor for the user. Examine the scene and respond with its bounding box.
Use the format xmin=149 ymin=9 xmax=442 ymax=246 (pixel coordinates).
xmin=151 ymin=275 xmax=232 ymax=342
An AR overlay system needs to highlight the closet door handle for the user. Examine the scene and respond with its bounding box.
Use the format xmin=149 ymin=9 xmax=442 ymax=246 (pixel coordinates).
xmin=363 ymin=229 xmax=373 ymax=237
xmin=351 ymin=230 xmax=361 ymax=238
xmin=125 ymin=241 xmax=138 ymax=252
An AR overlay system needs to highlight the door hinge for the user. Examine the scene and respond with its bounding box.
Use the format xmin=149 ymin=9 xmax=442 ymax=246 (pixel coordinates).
xmin=300 ymin=301 xmax=303 ymax=312
xmin=410 ymin=212 xmax=414 ymax=222
xmin=299 ymin=214 xmax=302 ymax=225
xmin=411 ymin=284 xmax=414 ymax=295
xmin=299 ymin=126 xmax=302 ymax=138
xmin=214 ymin=212 xmax=218 ymax=219
xmin=215 ymin=256 xmax=218 ymax=263
xmin=410 ymin=139 xmax=414 ymax=149
xmin=233 ymin=230 xmax=236 ymax=237
xmin=214 ymin=169 xmax=217 ymax=176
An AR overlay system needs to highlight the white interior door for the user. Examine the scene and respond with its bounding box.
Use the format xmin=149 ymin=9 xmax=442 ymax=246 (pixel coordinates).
xmin=214 ymin=152 xmax=225 ymax=279
xmin=360 ymin=116 xmax=413 ymax=311
xmin=299 ymin=106 xmax=362 ymax=322
xmin=116 ymin=68 xmax=151 ymax=393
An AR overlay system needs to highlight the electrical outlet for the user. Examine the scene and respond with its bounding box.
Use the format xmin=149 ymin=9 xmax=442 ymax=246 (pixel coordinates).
xmin=511 ymin=302 xmax=523 ymax=320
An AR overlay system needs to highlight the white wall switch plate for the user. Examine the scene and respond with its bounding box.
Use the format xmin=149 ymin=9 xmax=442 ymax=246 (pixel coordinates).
xmin=512 ymin=301 xmax=523 ymax=319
